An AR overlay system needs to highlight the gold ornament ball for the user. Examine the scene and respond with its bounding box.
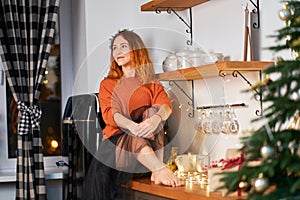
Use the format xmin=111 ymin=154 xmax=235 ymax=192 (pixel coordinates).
xmin=278 ymin=8 xmax=291 ymax=21
xmin=260 ymin=145 xmax=275 ymax=160
xmin=238 ymin=180 xmax=251 ymax=192
xmin=253 ymin=177 xmax=269 ymax=193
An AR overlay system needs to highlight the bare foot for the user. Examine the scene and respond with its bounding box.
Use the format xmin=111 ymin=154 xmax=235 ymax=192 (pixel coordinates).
xmin=151 ymin=173 xmax=155 ymax=182
xmin=151 ymin=167 xmax=184 ymax=187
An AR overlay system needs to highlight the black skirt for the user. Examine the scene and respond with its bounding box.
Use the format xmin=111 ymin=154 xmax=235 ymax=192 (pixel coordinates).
xmin=82 ymin=134 xmax=150 ymax=200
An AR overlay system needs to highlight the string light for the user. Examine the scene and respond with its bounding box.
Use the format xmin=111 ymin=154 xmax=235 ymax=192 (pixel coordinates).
xmin=51 ymin=139 xmax=59 ymax=149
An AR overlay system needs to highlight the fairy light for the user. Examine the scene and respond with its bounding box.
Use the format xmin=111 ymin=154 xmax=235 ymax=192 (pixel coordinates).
xmin=43 ymin=70 xmax=49 ymax=84
xmin=51 ymin=139 xmax=59 ymax=149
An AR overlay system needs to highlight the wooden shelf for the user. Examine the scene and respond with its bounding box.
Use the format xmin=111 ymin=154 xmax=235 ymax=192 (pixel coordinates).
xmin=141 ymin=0 xmax=209 ymax=11
xmin=155 ymin=61 xmax=274 ymax=81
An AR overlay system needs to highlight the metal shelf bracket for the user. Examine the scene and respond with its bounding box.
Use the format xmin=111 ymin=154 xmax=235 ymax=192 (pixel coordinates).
xmin=169 ymin=80 xmax=194 ymax=118
xmin=219 ymin=70 xmax=262 ymax=116
xmin=156 ymin=7 xmax=193 ymax=45
xmin=249 ymin=0 xmax=260 ymax=29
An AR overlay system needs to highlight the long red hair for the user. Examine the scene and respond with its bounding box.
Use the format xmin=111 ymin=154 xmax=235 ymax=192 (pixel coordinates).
xmin=106 ymin=30 xmax=155 ymax=84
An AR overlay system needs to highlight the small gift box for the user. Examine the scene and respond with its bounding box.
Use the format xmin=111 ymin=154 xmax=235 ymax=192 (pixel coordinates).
xmin=207 ymin=152 xmax=245 ymax=197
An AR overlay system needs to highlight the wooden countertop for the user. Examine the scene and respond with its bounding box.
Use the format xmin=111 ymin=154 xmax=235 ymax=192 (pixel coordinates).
xmin=127 ymin=177 xmax=246 ymax=200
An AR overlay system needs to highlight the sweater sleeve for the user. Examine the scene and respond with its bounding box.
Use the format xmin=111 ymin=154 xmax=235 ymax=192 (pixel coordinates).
xmin=99 ymin=78 xmax=118 ymax=128
xmin=150 ymin=82 xmax=173 ymax=110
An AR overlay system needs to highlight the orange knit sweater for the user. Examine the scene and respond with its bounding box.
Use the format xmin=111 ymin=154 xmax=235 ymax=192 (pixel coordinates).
xmin=98 ymin=77 xmax=172 ymax=139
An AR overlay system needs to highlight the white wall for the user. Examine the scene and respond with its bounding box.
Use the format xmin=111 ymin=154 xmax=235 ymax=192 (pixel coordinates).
xmin=75 ymin=0 xmax=286 ymax=86
xmin=60 ymin=0 xmax=74 ymax=116
xmin=69 ymin=0 xmax=287 ymax=161
xmin=70 ymin=0 xmax=287 ymax=93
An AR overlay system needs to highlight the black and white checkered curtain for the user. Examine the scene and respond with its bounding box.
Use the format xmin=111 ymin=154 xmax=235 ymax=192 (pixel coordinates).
xmin=0 ymin=0 xmax=60 ymax=199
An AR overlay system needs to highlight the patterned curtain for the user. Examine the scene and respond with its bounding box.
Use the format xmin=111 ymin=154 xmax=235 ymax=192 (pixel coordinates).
xmin=0 ymin=0 xmax=60 ymax=199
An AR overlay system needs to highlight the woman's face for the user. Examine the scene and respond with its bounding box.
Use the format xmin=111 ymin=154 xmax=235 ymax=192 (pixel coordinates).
xmin=112 ymin=35 xmax=131 ymax=67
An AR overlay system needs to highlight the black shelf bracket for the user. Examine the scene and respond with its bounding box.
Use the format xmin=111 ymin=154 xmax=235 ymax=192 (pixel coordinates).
xmin=249 ymin=0 xmax=260 ymax=29
xmin=219 ymin=70 xmax=262 ymax=116
xmin=155 ymin=7 xmax=193 ymax=45
xmin=169 ymin=80 xmax=194 ymax=118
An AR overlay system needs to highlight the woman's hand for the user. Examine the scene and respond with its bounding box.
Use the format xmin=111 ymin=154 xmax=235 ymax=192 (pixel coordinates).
xmin=135 ymin=114 xmax=162 ymax=140
xmin=124 ymin=120 xmax=154 ymax=140
xmin=126 ymin=122 xmax=140 ymax=135
xmin=114 ymin=112 xmax=165 ymax=140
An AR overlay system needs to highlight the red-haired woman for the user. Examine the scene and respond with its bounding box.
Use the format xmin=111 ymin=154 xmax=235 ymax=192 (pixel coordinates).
xmin=83 ymin=30 xmax=183 ymax=200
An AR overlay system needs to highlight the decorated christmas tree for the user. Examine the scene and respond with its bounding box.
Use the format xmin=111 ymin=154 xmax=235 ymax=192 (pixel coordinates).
xmin=218 ymin=1 xmax=300 ymax=199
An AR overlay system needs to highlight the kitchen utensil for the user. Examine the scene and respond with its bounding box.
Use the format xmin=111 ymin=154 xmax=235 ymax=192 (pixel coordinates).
xmin=176 ymin=48 xmax=193 ymax=69
xmin=189 ymin=48 xmax=206 ymax=66
xmin=162 ymin=52 xmax=178 ymax=72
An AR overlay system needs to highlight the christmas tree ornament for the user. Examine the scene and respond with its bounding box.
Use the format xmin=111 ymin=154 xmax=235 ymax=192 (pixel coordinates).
xmin=260 ymin=145 xmax=275 ymax=160
xmin=278 ymin=8 xmax=292 ymax=21
xmin=278 ymin=3 xmax=292 ymax=21
xmin=238 ymin=175 xmax=251 ymax=192
xmin=238 ymin=180 xmax=251 ymax=192
xmin=253 ymin=174 xmax=269 ymax=193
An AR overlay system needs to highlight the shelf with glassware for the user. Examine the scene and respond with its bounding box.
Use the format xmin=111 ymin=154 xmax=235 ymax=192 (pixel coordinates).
xmin=155 ymin=61 xmax=273 ymax=81
xmin=156 ymin=61 xmax=274 ymax=118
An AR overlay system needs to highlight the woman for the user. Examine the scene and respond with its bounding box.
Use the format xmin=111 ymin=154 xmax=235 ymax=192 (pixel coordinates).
xmin=99 ymin=29 xmax=183 ymax=187
xmin=83 ymin=29 xmax=183 ymax=200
